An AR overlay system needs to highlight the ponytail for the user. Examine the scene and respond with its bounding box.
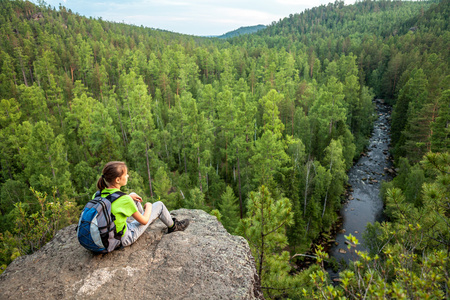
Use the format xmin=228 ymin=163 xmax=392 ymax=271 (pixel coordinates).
xmin=96 ymin=175 xmax=108 ymax=191
xmin=97 ymin=161 xmax=127 ymax=191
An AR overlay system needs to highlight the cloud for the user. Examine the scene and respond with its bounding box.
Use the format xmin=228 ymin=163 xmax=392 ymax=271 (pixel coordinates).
xmin=37 ymin=0 xmax=357 ymax=36
xmin=196 ymin=6 xmax=277 ymax=24
xmin=276 ymin=0 xmax=322 ymax=5
xmin=114 ymin=3 xmax=278 ymax=30
xmin=155 ymin=0 xmax=191 ymax=6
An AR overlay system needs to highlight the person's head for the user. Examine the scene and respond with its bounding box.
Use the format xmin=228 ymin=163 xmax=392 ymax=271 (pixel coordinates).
xmin=97 ymin=161 xmax=128 ymax=190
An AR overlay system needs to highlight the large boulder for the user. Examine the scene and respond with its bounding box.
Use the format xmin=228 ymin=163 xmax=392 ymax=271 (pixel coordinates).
xmin=0 ymin=209 xmax=263 ymax=299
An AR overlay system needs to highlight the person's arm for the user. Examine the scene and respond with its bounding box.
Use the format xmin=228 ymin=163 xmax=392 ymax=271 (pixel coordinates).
xmin=129 ymin=192 xmax=142 ymax=202
xmin=131 ymin=202 xmax=152 ymax=225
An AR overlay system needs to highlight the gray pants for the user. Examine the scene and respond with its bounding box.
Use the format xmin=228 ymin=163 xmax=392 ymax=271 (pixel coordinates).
xmin=121 ymin=201 xmax=173 ymax=247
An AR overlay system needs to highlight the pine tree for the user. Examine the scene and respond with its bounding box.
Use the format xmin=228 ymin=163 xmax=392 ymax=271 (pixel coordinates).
xmin=430 ymin=89 xmax=450 ymax=152
xmin=251 ymin=89 xmax=289 ymax=186
xmin=215 ymin=88 xmax=234 ymax=181
xmin=122 ymin=72 xmax=158 ymax=196
xmin=17 ymin=84 xmax=50 ymax=124
xmin=309 ymin=77 xmax=346 ymax=157
xmin=182 ymin=92 xmax=214 ymax=194
xmin=0 ymin=98 xmax=23 ymax=181
xmin=391 ymin=68 xmax=428 ymax=157
xmin=285 ymin=139 xmax=307 ymax=250
xmin=230 ymin=92 xmax=257 ymax=218
xmin=0 ymin=51 xmax=18 ymax=98
xmin=24 ymin=121 xmax=73 ymax=198
xmin=184 ymin=187 xmax=209 ymax=212
xmin=65 ymin=81 xmax=121 ymax=166
xmin=218 ymin=186 xmax=240 ymax=234
xmin=321 ymin=139 xmax=347 ymax=227
xmin=237 ymin=185 xmax=296 ymax=298
xmin=154 ymin=166 xmax=178 ymax=210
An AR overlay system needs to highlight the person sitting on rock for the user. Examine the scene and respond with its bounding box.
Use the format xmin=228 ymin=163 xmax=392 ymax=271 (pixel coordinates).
xmin=97 ymin=161 xmax=189 ymax=247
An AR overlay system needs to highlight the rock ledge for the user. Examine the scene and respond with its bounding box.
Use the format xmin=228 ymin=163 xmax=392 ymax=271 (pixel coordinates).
xmin=0 ymin=209 xmax=263 ymax=300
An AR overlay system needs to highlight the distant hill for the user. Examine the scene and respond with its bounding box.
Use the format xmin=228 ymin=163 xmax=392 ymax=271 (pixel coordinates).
xmin=217 ymin=24 xmax=266 ymax=39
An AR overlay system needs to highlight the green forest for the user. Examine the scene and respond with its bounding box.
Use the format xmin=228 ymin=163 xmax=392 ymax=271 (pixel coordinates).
xmin=0 ymin=0 xmax=448 ymax=298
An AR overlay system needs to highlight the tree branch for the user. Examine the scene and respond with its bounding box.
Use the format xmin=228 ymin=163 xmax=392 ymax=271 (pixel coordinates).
xmin=263 ymin=220 xmax=288 ymax=237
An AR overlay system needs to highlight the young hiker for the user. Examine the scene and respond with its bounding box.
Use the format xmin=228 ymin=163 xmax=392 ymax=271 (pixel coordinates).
xmin=97 ymin=161 xmax=189 ymax=248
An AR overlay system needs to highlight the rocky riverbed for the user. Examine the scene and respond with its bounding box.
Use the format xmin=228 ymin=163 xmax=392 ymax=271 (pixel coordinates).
xmin=328 ymin=99 xmax=394 ymax=276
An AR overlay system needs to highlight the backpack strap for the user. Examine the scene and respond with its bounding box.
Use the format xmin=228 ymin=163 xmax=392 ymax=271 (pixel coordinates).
xmin=106 ymin=191 xmax=127 ymax=238
xmin=106 ymin=191 xmax=127 ymax=204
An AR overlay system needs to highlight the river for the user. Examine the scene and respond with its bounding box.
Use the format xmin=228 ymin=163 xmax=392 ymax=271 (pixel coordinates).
xmin=328 ymin=99 xmax=394 ymax=273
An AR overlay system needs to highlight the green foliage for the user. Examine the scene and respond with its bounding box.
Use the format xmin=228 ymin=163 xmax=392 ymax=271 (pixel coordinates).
xmin=237 ymin=186 xmax=301 ymax=298
xmin=251 ymin=90 xmax=290 ymax=186
xmin=391 ymin=68 xmax=429 ymax=159
xmin=218 ymin=186 xmax=240 ymax=234
xmin=430 ymin=88 xmax=450 ymax=152
xmin=310 ymin=233 xmax=449 ymax=299
xmin=0 ymin=230 xmax=21 ymax=274
xmin=209 ymin=209 xmax=222 ymax=223
xmin=153 ymin=167 xmax=179 ymax=210
xmin=122 ymin=170 xmax=146 ymax=198
xmin=0 ymin=180 xmax=33 ymax=217
xmin=153 ymin=167 xmax=171 ymax=200
xmin=382 ymin=152 xmax=449 ymax=252
xmin=71 ymin=161 xmax=97 ymax=204
xmin=321 ymin=139 xmax=347 ymax=223
xmin=0 ymin=188 xmax=79 ymax=273
xmin=24 ymin=121 xmax=73 ymax=197
xmin=184 ymin=187 xmax=209 ymax=212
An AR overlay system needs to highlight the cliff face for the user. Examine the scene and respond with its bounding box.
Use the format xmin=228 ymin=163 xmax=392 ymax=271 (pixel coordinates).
xmin=0 ymin=209 xmax=263 ymax=300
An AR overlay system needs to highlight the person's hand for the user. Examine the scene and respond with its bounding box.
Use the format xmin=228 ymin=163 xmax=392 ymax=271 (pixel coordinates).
xmin=129 ymin=192 xmax=142 ymax=202
xmin=144 ymin=202 xmax=152 ymax=210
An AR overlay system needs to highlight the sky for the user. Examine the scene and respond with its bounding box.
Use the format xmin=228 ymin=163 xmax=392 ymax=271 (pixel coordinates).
xmin=38 ymin=0 xmax=356 ymax=36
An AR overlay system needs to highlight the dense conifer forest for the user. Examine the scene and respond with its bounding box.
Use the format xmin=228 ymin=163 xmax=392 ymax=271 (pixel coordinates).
xmin=0 ymin=0 xmax=448 ymax=298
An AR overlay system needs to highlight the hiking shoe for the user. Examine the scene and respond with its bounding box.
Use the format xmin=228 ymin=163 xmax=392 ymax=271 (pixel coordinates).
xmin=168 ymin=217 xmax=189 ymax=233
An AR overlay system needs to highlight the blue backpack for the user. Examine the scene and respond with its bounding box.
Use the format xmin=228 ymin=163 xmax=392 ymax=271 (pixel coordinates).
xmin=77 ymin=191 xmax=126 ymax=253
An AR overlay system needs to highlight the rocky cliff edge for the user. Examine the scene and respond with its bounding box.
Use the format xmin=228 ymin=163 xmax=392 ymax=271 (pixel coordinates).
xmin=0 ymin=209 xmax=263 ymax=300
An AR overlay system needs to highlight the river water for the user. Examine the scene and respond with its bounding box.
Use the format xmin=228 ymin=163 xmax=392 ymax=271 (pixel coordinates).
xmin=328 ymin=99 xmax=394 ymax=269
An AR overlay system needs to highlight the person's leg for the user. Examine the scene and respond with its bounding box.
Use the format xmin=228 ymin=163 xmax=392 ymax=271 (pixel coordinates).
xmin=121 ymin=220 xmax=145 ymax=247
xmin=148 ymin=201 xmax=190 ymax=234
xmin=151 ymin=202 xmax=189 ymax=233
xmin=149 ymin=201 xmax=173 ymax=227
xmin=121 ymin=201 xmax=174 ymax=247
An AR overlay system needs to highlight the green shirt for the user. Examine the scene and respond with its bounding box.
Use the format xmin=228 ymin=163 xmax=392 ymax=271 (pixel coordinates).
xmin=93 ymin=188 xmax=137 ymax=235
